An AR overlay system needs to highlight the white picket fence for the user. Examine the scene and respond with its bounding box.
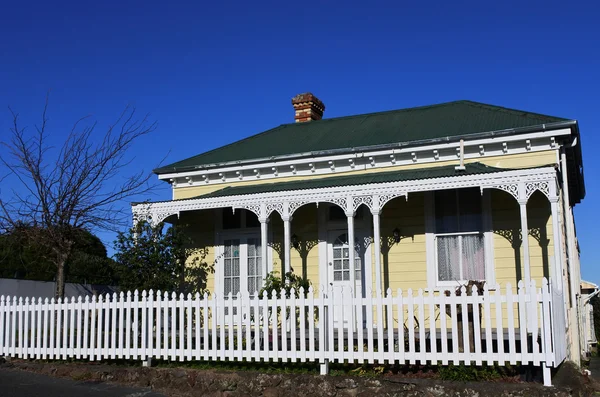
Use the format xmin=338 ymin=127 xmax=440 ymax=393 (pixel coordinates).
xmin=0 ymin=278 xmax=566 ymax=385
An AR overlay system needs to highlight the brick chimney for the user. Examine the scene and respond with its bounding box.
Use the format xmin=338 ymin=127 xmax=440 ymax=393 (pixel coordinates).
xmin=291 ymin=93 xmax=325 ymax=122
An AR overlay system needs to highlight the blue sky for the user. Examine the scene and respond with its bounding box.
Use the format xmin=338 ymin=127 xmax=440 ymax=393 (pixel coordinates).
xmin=1 ymin=1 xmax=598 ymax=281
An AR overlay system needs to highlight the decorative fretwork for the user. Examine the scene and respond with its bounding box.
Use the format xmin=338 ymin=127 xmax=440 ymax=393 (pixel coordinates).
xmin=289 ymin=201 xmax=310 ymax=216
xmin=526 ymin=181 xmax=550 ymax=200
xmin=491 ymin=183 xmax=519 ymax=200
xmin=328 ymin=197 xmax=348 ymax=211
xmin=378 ymin=193 xmax=404 ymax=211
xmin=266 ymin=202 xmax=284 ymax=217
xmin=236 ymin=203 xmax=262 ymax=218
xmin=132 ymin=167 xmax=560 ymax=226
xmin=353 ymin=195 xmax=373 ymax=211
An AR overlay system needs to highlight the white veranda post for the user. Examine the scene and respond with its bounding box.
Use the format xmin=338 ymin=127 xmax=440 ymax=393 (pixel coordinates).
xmin=372 ymin=207 xmax=382 ymax=293
xmin=518 ymin=199 xmax=531 ymax=286
xmin=346 ymin=207 xmax=356 ymax=297
xmin=260 ymin=216 xmax=269 ymax=281
xmin=283 ymin=215 xmax=291 ymax=276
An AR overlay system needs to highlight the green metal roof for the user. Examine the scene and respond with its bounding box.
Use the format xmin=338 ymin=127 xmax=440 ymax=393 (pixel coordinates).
xmin=154 ymin=100 xmax=568 ymax=174
xmin=191 ymin=162 xmax=514 ymax=199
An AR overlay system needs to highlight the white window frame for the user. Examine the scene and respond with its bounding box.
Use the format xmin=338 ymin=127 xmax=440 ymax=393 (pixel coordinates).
xmin=425 ymin=189 xmax=494 ymax=289
xmin=215 ymin=209 xmax=272 ymax=297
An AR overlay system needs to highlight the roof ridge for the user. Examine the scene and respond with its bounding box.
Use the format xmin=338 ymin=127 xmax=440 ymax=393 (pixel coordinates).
xmin=459 ymin=100 xmax=569 ymax=121
xmin=277 ymin=100 xmax=468 ymax=126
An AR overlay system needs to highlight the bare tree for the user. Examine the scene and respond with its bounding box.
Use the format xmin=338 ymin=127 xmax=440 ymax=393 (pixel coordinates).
xmin=0 ymin=94 xmax=157 ymax=298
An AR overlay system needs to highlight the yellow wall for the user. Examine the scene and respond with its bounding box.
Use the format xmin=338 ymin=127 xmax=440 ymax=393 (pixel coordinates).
xmin=179 ymin=149 xmax=558 ymax=301
xmin=173 ymin=151 xmax=557 ymax=200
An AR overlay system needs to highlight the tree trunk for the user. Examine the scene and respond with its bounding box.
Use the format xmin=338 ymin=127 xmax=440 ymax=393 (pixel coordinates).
xmin=55 ymin=258 xmax=66 ymax=299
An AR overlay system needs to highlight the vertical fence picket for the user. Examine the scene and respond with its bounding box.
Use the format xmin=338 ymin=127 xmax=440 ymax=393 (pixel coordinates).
xmin=439 ymin=290 xmax=448 ymax=365
xmin=506 ymin=284 xmax=516 ymax=365
xmin=471 ymin=286 xmax=482 ymax=366
xmin=20 ymin=297 xmax=26 ymax=358
xmin=541 ymin=279 xmax=553 ymax=366
xmin=459 ymin=286 xmax=469 ymax=364
xmin=193 ymin=293 xmax=200 ymax=361
xmin=125 ymin=291 xmax=132 ymax=359
xmin=202 ymin=292 xmax=209 ymax=360
xmin=235 ymin=292 xmax=243 ymax=361
xmin=261 ymin=290 xmax=269 ymax=362
xmin=0 ymin=296 xmax=5 ymax=357
xmin=397 ymin=289 xmax=405 ymax=364
xmin=366 ymin=288 xmax=374 ymax=364
xmin=68 ymin=297 xmax=75 ymax=358
xmin=449 ymin=289 xmax=458 ymax=364
xmin=407 ymin=289 xmax=415 ymax=365
xmin=384 ymin=289 xmax=392 ymax=363
xmin=356 ymin=290 xmax=364 ymax=363
xmin=75 ymin=296 xmax=82 ymax=359
xmin=171 ymin=292 xmax=178 ymax=360
xmin=530 ymin=280 xmax=540 ymax=366
xmin=428 ymin=289 xmax=436 ymax=364
xmin=148 ymin=290 xmax=154 ymax=359
xmin=163 ymin=292 xmax=169 ymax=360
xmin=517 ymin=282 xmax=528 ymax=364
xmin=298 ymin=287 xmax=306 ymax=362
xmin=250 ymin=291 xmax=259 ymax=362
xmin=96 ymin=295 xmax=103 ymax=360
xmin=290 ymin=288 xmax=297 ymax=361
xmin=90 ymin=295 xmax=96 ymax=361
xmin=132 ymin=290 xmax=138 ymax=360
xmin=482 ymin=284 xmax=493 ymax=364
xmin=494 ymin=285 xmax=504 ymax=365
xmin=43 ymin=298 xmax=49 ymax=359
xmin=83 ymin=296 xmax=89 ymax=360
xmin=376 ymin=289 xmax=384 ymax=361
xmin=417 ymin=289 xmax=426 ymax=365
xmin=308 ymin=286 xmax=315 ymax=361
xmin=156 ymin=291 xmax=162 ymax=359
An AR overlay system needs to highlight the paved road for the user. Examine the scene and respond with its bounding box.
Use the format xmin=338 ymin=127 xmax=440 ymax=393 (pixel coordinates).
xmin=0 ymin=367 xmax=166 ymax=397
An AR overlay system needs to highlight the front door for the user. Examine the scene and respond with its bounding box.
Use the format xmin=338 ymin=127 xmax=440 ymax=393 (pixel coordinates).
xmin=327 ymin=231 xmax=365 ymax=329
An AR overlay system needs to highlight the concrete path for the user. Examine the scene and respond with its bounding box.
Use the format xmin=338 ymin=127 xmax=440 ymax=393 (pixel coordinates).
xmin=0 ymin=367 xmax=166 ymax=397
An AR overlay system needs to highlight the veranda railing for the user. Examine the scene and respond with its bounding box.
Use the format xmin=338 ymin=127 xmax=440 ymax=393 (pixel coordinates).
xmin=0 ymin=278 xmax=566 ymax=386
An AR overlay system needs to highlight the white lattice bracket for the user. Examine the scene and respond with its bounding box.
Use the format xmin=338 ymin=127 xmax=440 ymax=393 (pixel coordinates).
xmin=235 ymin=203 xmax=262 ymax=218
xmin=525 ymin=181 xmax=550 ymax=201
xmin=378 ymin=192 xmax=405 ymax=210
xmin=289 ymin=201 xmax=309 ymax=216
xmin=265 ymin=202 xmax=284 ymax=217
xmin=490 ymin=183 xmax=519 ymax=200
xmin=353 ymin=195 xmax=374 ymax=211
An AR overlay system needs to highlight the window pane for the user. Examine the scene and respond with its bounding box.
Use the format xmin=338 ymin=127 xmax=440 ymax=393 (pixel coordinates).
xmin=334 ymin=260 xmax=341 ymax=270
xmin=458 ymin=189 xmax=482 ymax=232
xmin=334 ymin=272 xmax=342 ymax=281
xmin=462 ymin=234 xmax=485 ymax=280
xmin=232 ymin=277 xmax=240 ymax=295
xmin=224 ymin=279 xmax=231 ymax=295
xmin=343 ymin=271 xmax=350 ymax=281
xmin=437 ymin=235 xmax=460 ymax=281
xmin=435 ymin=190 xmax=459 ymax=233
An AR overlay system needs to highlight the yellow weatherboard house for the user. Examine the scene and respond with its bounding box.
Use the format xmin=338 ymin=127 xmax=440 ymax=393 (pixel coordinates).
xmin=133 ymin=93 xmax=585 ymax=369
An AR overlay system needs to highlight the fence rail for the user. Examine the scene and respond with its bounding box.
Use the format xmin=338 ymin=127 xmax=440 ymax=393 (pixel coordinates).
xmin=0 ymin=278 xmax=565 ymax=386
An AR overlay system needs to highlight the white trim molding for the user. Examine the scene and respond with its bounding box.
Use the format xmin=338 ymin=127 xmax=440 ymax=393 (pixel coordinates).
xmin=133 ymin=166 xmax=559 ymax=227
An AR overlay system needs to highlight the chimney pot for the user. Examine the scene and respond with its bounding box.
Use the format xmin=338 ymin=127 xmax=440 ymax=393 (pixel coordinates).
xmin=291 ymin=92 xmax=325 ymax=123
